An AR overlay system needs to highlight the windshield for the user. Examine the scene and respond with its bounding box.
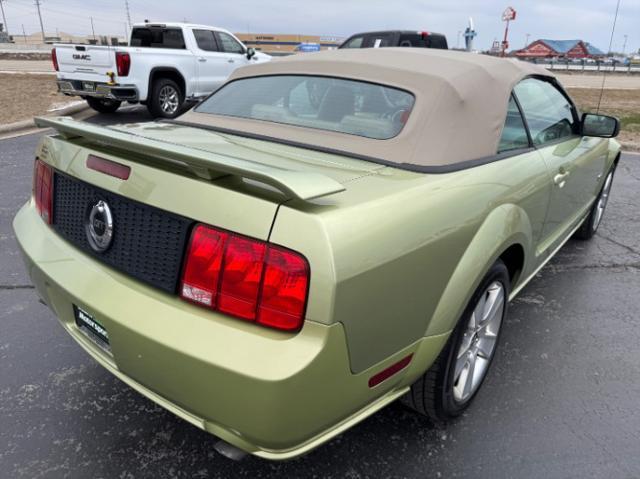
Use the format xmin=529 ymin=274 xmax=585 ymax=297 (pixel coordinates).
xmin=195 ymin=75 xmax=415 ymax=140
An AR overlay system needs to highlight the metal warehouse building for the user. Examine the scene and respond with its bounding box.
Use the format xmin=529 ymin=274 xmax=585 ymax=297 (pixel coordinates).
xmin=514 ymin=39 xmax=605 ymax=59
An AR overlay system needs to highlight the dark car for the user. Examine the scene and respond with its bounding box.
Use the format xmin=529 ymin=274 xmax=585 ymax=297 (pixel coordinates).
xmin=339 ymin=30 xmax=448 ymax=50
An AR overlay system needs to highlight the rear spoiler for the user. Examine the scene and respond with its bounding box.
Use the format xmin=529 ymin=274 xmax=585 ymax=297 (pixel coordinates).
xmin=34 ymin=117 xmax=346 ymax=201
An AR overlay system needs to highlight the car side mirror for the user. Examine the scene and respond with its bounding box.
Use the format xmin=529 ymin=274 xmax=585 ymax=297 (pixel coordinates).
xmin=246 ymin=47 xmax=256 ymax=60
xmin=581 ymin=113 xmax=620 ymax=138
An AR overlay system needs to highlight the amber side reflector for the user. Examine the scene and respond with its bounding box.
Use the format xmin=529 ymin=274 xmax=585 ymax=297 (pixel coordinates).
xmin=368 ymin=354 xmax=413 ymax=388
xmin=87 ymin=155 xmax=131 ymax=180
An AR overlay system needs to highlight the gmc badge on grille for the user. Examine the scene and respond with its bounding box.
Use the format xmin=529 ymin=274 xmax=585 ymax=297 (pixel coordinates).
xmin=86 ymin=200 xmax=113 ymax=252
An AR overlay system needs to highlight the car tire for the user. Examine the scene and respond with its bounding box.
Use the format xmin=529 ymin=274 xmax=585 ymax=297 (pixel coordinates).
xmin=574 ymin=166 xmax=616 ymax=240
xmin=147 ymin=78 xmax=184 ymax=119
xmin=401 ymin=260 xmax=510 ymax=421
xmin=86 ymin=97 xmax=122 ymax=114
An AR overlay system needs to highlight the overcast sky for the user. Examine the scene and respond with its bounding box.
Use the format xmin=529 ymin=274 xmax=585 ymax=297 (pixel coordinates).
xmin=2 ymin=0 xmax=639 ymax=53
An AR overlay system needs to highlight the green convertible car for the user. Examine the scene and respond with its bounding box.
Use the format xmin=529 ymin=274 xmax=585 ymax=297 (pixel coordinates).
xmin=14 ymin=48 xmax=620 ymax=459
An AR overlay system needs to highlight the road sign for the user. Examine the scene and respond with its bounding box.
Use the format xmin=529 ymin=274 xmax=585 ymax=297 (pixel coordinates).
xmin=502 ymin=7 xmax=516 ymax=21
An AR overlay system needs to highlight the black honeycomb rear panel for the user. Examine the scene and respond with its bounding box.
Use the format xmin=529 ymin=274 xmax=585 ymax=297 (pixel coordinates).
xmin=53 ymin=172 xmax=192 ymax=293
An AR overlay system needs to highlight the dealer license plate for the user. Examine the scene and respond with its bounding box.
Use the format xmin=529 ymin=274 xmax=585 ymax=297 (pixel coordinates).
xmin=73 ymin=305 xmax=110 ymax=351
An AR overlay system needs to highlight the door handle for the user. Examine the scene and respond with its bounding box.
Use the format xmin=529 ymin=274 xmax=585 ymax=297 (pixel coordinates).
xmin=198 ymin=57 xmax=206 ymax=62
xmin=228 ymin=58 xmax=235 ymax=63
xmin=553 ymin=171 xmax=570 ymax=187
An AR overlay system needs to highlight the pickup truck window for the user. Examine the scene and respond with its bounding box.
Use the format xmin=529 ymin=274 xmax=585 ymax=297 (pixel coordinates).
xmin=195 ymin=75 xmax=415 ymax=140
xmin=215 ymin=32 xmax=245 ymax=54
xmin=368 ymin=34 xmax=394 ymax=48
xmin=193 ymin=30 xmax=219 ymax=52
xmin=130 ymin=27 xmax=186 ymax=49
xmin=398 ymin=33 xmax=448 ymax=49
xmin=342 ymin=36 xmax=364 ymax=49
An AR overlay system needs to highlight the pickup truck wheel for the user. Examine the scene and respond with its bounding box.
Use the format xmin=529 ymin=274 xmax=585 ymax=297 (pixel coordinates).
xmin=147 ymin=79 xmax=183 ymax=119
xmin=401 ymin=260 xmax=509 ymax=421
xmin=86 ymin=97 xmax=121 ymax=114
xmin=574 ymin=167 xmax=615 ymax=240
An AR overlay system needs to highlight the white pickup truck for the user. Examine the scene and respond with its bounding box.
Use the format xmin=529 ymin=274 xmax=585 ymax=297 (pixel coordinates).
xmin=53 ymin=22 xmax=271 ymax=118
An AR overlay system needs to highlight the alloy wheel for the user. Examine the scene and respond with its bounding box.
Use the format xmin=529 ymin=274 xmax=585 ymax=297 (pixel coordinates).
xmin=159 ymin=85 xmax=180 ymax=114
xmin=453 ymin=281 xmax=505 ymax=403
xmin=591 ymin=171 xmax=614 ymax=232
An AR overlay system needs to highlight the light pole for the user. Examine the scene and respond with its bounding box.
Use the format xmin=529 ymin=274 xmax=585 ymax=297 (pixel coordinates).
xmin=525 ymin=33 xmax=530 ymax=47
xmin=0 ymin=0 xmax=9 ymax=38
xmin=622 ymin=34 xmax=628 ymax=55
xmin=124 ymin=0 xmax=132 ymax=31
xmin=35 ymin=0 xmax=46 ymax=42
xmin=457 ymin=30 xmax=461 ymax=49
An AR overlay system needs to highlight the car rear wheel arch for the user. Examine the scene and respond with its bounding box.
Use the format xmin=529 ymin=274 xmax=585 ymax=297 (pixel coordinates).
xmin=424 ymin=204 xmax=532 ymax=338
xmin=499 ymin=243 xmax=525 ymax=286
xmin=148 ymin=67 xmax=186 ymax=102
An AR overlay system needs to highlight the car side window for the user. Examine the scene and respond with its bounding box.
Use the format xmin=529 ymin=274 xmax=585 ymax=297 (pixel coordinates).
xmin=193 ymin=30 xmax=218 ymax=52
xmin=342 ymin=36 xmax=364 ymax=48
xmin=215 ymin=32 xmax=245 ymax=54
xmin=364 ymin=34 xmax=394 ymax=48
xmin=399 ymin=34 xmax=426 ymax=47
xmin=498 ymin=94 xmax=530 ymax=153
xmin=130 ymin=27 xmax=185 ymax=49
xmin=513 ymin=78 xmax=577 ymax=146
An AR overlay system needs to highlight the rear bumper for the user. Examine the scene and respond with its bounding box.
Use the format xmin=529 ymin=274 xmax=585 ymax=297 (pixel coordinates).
xmin=57 ymin=80 xmax=139 ymax=102
xmin=13 ymin=202 xmax=449 ymax=459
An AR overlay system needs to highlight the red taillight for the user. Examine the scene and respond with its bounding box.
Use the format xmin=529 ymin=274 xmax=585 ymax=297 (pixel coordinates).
xmin=181 ymin=225 xmax=228 ymax=307
xmin=257 ymin=245 xmax=310 ymax=331
xmin=218 ymin=236 xmax=266 ymax=320
xmin=180 ymin=224 xmax=309 ymax=332
xmin=51 ymin=48 xmax=59 ymax=71
xmin=115 ymin=52 xmax=131 ymax=77
xmin=33 ymin=159 xmax=54 ymax=224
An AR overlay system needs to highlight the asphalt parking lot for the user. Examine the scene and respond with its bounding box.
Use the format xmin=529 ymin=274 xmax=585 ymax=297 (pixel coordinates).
xmin=1 ymin=108 xmax=640 ymax=478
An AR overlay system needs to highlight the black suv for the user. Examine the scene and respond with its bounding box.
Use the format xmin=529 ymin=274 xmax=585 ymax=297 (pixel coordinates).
xmin=339 ymin=30 xmax=448 ymax=50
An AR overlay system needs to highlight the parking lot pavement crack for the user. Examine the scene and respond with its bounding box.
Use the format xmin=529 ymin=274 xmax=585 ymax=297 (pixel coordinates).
xmin=0 ymin=284 xmax=34 ymax=290
xmin=596 ymin=233 xmax=640 ymax=257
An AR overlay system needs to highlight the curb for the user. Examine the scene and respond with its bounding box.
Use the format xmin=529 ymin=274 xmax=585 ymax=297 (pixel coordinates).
xmin=0 ymin=102 xmax=90 ymax=136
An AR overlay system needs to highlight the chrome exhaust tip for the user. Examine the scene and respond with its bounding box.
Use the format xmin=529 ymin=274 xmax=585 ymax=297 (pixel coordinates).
xmin=214 ymin=439 xmax=248 ymax=461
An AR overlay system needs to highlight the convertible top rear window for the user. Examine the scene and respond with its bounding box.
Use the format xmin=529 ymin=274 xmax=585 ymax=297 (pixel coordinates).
xmin=195 ymin=75 xmax=415 ymax=140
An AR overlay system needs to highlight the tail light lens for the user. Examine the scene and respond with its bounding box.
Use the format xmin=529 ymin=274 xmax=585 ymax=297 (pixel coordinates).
xmin=115 ymin=52 xmax=131 ymax=77
xmin=33 ymin=159 xmax=54 ymax=224
xmin=218 ymin=236 xmax=266 ymax=319
xmin=257 ymin=245 xmax=310 ymax=331
xmin=180 ymin=224 xmax=309 ymax=332
xmin=51 ymin=48 xmax=59 ymax=71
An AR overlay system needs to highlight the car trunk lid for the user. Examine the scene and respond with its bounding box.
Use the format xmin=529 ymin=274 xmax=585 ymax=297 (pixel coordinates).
xmin=36 ymin=117 xmax=385 ymax=200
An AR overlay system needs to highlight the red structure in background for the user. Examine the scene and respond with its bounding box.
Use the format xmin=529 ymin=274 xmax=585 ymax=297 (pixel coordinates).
xmin=513 ymin=39 xmax=605 ymax=59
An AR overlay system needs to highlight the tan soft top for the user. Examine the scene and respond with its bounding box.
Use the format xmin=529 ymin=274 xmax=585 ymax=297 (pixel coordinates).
xmin=179 ymin=48 xmax=553 ymax=170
